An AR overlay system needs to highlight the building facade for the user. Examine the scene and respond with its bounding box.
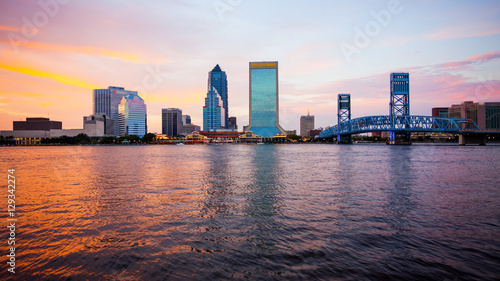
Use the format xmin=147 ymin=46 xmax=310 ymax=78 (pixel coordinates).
xmin=118 ymin=94 xmax=147 ymax=137
xmin=93 ymin=86 xmax=138 ymax=136
xmin=229 ymin=116 xmax=237 ymax=130
xmin=203 ymin=87 xmax=225 ymax=132
xmin=439 ymin=101 xmax=500 ymax=129
xmin=182 ymin=115 xmax=191 ymax=125
xmin=181 ymin=124 xmax=201 ymax=136
xmin=482 ymin=102 xmax=500 ymax=129
xmin=247 ymin=61 xmax=286 ymax=137
xmin=208 ymin=64 xmax=229 ymax=128
xmin=162 ymin=108 xmax=182 ymax=137
xmin=83 ymin=114 xmax=114 ymax=137
xmin=300 ymin=111 xmax=314 ymax=137
xmin=13 ymin=117 xmax=62 ymax=131
xmin=432 ymin=107 xmax=449 ymax=118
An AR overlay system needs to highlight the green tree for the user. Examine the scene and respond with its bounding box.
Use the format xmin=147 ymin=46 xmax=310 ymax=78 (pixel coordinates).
xmin=141 ymin=133 xmax=156 ymax=143
xmin=287 ymin=134 xmax=301 ymax=142
xmin=74 ymin=133 xmax=91 ymax=144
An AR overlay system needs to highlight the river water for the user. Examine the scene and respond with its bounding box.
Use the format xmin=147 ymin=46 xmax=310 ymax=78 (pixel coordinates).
xmin=0 ymin=144 xmax=499 ymax=280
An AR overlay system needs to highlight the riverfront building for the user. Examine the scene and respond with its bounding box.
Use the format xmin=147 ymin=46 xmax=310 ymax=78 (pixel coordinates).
xmin=203 ymin=87 xmax=225 ymax=132
xmin=118 ymin=94 xmax=147 ymax=137
xmin=83 ymin=114 xmax=114 ymax=137
xmin=247 ymin=61 xmax=286 ymax=137
xmin=182 ymin=115 xmax=191 ymax=125
xmin=13 ymin=117 xmax=62 ymax=131
xmin=162 ymin=108 xmax=182 ymax=137
xmin=300 ymin=111 xmax=315 ymax=137
xmin=229 ymin=116 xmax=237 ymax=130
xmin=432 ymin=107 xmax=449 ymax=118
xmin=446 ymin=101 xmax=500 ymax=129
xmin=208 ymin=64 xmax=229 ymax=128
xmin=93 ymin=86 xmax=138 ymax=136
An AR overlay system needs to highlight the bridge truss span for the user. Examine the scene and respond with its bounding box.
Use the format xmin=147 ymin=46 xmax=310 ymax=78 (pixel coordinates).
xmin=318 ymin=115 xmax=479 ymax=138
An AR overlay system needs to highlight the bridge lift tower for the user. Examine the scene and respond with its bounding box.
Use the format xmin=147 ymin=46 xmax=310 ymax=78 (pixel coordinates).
xmin=337 ymin=94 xmax=352 ymax=143
xmin=389 ymin=73 xmax=411 ymax=144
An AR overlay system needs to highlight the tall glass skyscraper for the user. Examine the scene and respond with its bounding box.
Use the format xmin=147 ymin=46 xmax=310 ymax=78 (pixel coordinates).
xmin=208 ymin=64 xmax=228 ymax=128
xmin=248 ymin=61 xmax=285 ymax=137
xmin=118 ymin=94 xmax=147 ymax=137
xmin=203 ymin=87 xmax=225 ymax=132
xmin=93 ymin=86 xmax=138 ymax=136
xmin=162 ymin=108 xmax=182 ymax=137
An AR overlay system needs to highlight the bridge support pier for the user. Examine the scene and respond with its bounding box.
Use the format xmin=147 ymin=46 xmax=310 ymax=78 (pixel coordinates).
xmin=387 ymin=131 xmax=412 ymax=145
xmin=459 ymin=134 xmax=486 ymax=145
xmin=337 ymin=134 xmax=352 ymax=144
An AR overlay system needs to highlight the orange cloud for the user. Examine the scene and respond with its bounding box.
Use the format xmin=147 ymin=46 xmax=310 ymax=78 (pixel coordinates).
xmin=0 ymin=38 xmax=168 ymax=63
xmin=0 ymin=25 xmax=19 ymax=32
xmin=0 ymin=64 xmax=98 ymax=89
xmin=9 ymin=41 xmax=145 ymax=63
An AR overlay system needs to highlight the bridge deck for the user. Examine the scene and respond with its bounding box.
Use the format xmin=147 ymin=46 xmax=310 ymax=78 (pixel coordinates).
xmin=319 ymin=115 xmax=482 ymax=138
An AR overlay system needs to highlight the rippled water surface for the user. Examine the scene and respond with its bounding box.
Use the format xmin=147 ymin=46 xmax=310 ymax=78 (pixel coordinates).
xmin=1 ymin=144 xmax=499 ymax=280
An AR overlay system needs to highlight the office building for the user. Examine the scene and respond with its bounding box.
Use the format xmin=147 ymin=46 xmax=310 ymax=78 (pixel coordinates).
xmin=247 ymin=61 xmax=286 ymax=137
xmin=229 ymin=116 xmax=237 ymax=130
xmin=432 ymin=107 xmax=449 ymax=118
xmin=308 ymin=129 xmax=321 ymax=138
xmin=83 ymin=114 xmax=114 ymax=137
xmin=300 ymin=110 xmax=315 ymax=137
xmin=93 ymin=86 xmax=138 ymax=136
xmin=181 ymin=124 xmax=201 ymax=136
xmin=182 ymin=115 xmax=191 ymax=125
xmin=162 ymin=108 xmax=182 ymax=137
xmin=118 ymin=94 xmax=147 ymax=137
xmin=285 ymin=130 xmax=297 ymax=136
xmin=448 ymin=104 xmax=461 ymax=118
xmin=208 ymin=64 xmax=229 ymax=128
xmin=203 ymin=87 xmax=225 ymax=132
xmin=482 ymin=102 xmax=500 ymax=129
xmin=445 ymin=101 xmax=500 ymax=129
xmin=13 ymin=117 xmax=62 ymax=131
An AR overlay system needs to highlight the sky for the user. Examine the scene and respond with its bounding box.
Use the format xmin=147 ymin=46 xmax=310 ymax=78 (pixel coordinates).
xmin=1 ymin=0 xmax=499 ymax=133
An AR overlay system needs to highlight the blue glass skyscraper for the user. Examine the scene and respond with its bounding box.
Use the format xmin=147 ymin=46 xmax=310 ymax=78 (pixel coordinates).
xmin=247 ymin=61 xmax=285 ymax=137
xmin=208 ymin=64 xmax=228 ymax=128
xmin=203 ymin=87 xmax=225 ymax=132
xmin=118 ymin=94 xmax=147 ymax=137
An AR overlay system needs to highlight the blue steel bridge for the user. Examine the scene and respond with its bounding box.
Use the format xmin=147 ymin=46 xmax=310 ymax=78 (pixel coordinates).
xmin=318 ymin=72 xmax=494 ymax=145
xmin=319 ymin=115 xmax=478 ymax=136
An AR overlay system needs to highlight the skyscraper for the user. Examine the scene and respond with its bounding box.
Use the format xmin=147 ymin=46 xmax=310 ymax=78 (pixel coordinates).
xmin=208 ymin=64 xmax=228 ymax=128
xmin=182 ymin=115 xmax=191 ymax=125
xmin=229 ymin=116 xmax=237 ymax=130
xmin=162 ymin=108 xmax=182 ymax=137
xmin=118 ymin=94 xmax=147 ymax=137
xmin=93 ymin=86 xmax=138 ymax=136
xmin=247 ymin=61 xmax=285 ymax=137
xmin=300 ymin=110 xmax=314 ymax=137
xmin=203 ymin=87 xmax=225 ymax=132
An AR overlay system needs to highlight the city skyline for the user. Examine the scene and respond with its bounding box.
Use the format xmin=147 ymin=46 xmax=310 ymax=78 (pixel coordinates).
xmin=1 ymin=1 xmax=499 ymax=133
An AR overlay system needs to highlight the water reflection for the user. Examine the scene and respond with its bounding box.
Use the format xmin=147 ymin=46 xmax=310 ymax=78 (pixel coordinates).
xmin=384 ymin=146 xmax=417 ymax=260
xmin=1 ymin=145 xmax=499 ymax=280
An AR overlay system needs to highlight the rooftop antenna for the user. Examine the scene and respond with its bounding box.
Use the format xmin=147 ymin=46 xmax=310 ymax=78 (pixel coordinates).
xmin=307 ymin=109 xmax=310 ymax=116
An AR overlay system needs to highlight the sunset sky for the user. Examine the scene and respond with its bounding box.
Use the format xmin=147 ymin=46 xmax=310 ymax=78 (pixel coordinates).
xmin=1 ymin=0 xmax=499 ymax=133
